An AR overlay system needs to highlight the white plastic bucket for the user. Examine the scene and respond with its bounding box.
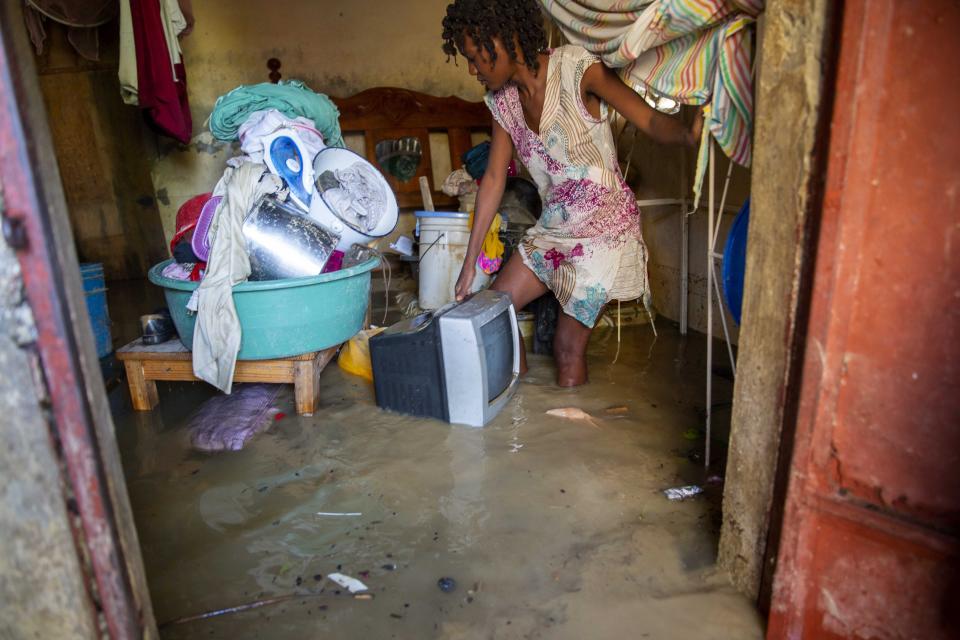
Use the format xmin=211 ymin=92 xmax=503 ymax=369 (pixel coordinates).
xmin=416 ymin=211 xmax=490 ymax=309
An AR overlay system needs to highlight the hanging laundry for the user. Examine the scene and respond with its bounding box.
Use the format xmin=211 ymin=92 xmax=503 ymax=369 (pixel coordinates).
xmin=23 ymin=0 xmax=118 ymax=61
xmin=209 ymin=80 xmax=344 ymax=148
xmin=118 ymin=0 xmax=192 ymax=143
xmin=120 ymin=0 xmax=189 ymax=105
xmin=539 ymin=0 xmax=761 ymax=204
xmin=192 ymin=163 xmax=283 ymax=393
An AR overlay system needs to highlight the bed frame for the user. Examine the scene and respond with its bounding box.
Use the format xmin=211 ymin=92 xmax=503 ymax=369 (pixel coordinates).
xmin=331 ymin=87 xmax=491 ymax=209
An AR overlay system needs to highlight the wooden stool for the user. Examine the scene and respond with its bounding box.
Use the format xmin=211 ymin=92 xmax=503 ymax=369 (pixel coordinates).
xmin=116 ymin=339 xmax=338 ymax=416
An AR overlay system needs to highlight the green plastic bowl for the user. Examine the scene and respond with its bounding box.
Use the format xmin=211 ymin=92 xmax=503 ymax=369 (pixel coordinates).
xmin=147 ymin=258 xmax=379 ymax=360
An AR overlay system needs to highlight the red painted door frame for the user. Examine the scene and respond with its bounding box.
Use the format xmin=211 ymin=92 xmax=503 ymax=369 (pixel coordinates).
xmin=768 ymin=1 xmax=960 ymax=637
xmin=0 ymin=5 xmax=156 ymax=639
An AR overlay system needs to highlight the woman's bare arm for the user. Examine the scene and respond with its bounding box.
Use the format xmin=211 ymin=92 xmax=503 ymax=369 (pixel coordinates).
xmin=454 ymin=119 xmax=513 ymax=300
xmin=581 ymin=62 xmax=701 ymax=147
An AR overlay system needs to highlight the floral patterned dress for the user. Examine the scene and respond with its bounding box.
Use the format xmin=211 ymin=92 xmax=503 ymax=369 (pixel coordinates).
xmin=484 ymin=45 xmax=649 ymax=328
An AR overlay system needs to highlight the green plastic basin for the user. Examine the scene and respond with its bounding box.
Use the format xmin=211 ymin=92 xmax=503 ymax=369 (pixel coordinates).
xmin=147 ymin=258 xmax=378 ymax=360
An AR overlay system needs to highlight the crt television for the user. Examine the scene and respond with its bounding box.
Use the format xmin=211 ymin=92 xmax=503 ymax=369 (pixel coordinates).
xmin=369 ymin=290 xmax=520 ymax=427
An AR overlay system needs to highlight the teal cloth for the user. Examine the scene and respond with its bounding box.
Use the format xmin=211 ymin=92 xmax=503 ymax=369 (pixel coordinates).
xmin=209 ymin=79 xmax=344 ymax=147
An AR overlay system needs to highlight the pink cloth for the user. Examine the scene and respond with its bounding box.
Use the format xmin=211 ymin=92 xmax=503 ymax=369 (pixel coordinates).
xmin=161 ymin=262 xmax=193 ymax=280
xmin=322 ymin=250 xmax=344 ymax=273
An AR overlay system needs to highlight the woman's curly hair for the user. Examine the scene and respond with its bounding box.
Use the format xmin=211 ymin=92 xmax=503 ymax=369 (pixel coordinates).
xmin=442 ymin=0 xmax=548 ymax=72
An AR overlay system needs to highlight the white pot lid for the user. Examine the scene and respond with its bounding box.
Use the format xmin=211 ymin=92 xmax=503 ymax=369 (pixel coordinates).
xmin=312 ymin=147 xmax=398 ymax=238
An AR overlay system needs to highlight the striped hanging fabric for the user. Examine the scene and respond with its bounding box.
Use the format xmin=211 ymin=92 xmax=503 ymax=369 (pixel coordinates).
xmin=540 ymin=0 xmax=762 ymax=203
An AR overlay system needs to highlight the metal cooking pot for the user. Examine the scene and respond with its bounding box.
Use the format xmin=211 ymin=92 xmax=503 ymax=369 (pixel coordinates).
xmin=242 ymin=194 xmax=340 ymax=281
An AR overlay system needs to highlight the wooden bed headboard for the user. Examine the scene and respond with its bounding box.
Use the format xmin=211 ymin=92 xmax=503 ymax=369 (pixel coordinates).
xmin=331 ymin=87 xmax=491 ymax=209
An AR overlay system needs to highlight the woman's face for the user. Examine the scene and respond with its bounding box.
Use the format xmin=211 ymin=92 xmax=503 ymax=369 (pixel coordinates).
xmin=461 ymin=33 xmax=513 ymax=91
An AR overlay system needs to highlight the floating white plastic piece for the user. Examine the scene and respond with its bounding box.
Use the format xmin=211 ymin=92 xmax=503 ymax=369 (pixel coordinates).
xmin=316 ymin=512 xmax=362 ymax=516
xmin=327 ymin=572 xmax=369 ymax=594
xmin=663 ymin=485 xmax=704 ymax=501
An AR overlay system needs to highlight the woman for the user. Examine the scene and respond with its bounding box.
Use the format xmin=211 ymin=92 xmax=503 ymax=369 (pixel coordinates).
xmin=443 ymin=0 xmax=701 ymax=386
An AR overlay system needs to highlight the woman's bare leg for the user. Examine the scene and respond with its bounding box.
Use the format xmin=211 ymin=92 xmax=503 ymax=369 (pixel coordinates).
xmin=553 ymin=312 xmax=594 ymax=387
xmin=491 ymin=253 xmax=548 ymax=374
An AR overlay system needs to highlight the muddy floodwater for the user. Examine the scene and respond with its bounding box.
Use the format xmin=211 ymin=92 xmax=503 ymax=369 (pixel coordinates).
xmin=112 ymin=319 xmax=762 ymax=639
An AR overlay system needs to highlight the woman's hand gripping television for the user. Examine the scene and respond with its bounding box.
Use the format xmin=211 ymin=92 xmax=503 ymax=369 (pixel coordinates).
xmin=455 ymin=260 xmax=476 ymax=302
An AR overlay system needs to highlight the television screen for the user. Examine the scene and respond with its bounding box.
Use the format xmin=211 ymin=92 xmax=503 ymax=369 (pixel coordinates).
xmin=481 ymin=309 xmax=514 ymax=402
xmin=370 ymin=290 xmax=519 ymax=427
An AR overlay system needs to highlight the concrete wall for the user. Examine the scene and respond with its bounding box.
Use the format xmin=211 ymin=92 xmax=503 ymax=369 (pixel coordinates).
xmin=718 ymin=0 xmax=836 ymax=600
xmin=0 ymin=169 xmax=99 ymax=640
xmin=153 ymin=0 xmax=484 ymax=243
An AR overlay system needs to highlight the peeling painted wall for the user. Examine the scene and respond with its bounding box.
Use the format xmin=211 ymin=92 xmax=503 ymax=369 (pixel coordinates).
xmin=718 ymin=0 xmax=834 ymax=600
xmin=0 ymin=237 xmax=99 ymax=639
xmin=153 ymin=0 xmax=485 ymax=243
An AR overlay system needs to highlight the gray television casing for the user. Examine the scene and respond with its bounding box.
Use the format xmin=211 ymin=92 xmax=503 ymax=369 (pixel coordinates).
xmin=439 ymin=290 xmax=520 ymax=427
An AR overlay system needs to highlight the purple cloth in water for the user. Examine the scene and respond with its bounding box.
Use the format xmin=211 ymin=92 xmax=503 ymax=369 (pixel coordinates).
xmin=188 ymin=384 xmax=282 ymax=452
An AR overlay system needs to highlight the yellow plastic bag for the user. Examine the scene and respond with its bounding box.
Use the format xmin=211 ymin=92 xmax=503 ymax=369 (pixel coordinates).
xmin=338 ymin=327 xmax=385 ymax=381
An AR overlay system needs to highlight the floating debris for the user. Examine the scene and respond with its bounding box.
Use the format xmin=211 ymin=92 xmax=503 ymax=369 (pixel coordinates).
xmin=437 ymin=577 xmax=457 ymax=593
xmin=663 ymin=485 xmax=704 ymax=501
xmin=604 ymin=405 xmax=628 ymax=415
xmin=545 ymin=407 xmax=600 ymax=428
xmin=327 ymin=572 xmax=369 ymax=594
xmin=316 ymin=512 xmax=362 ymax=517
xmin=159 ymin=592 xmax=325 ymax=628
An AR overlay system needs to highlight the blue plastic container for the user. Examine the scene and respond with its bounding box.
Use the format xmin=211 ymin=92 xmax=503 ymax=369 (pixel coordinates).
xmin=80 ymin=262 xmax=112 ymax=357
xmin=721 ymin=198 xmax=750 ymax=326
xmin=147 ymin=257 xmax=379 ymax=360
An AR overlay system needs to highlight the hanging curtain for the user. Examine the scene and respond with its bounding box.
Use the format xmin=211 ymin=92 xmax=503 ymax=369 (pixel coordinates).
xmin=539 ymin=0 xmax=763 ymax=203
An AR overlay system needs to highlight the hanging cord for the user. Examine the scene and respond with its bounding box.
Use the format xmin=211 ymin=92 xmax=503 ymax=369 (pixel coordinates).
xmin=378 ymin=249 xmax=391 ymax=325
xmin=363 ymin=247 xmax=392 ymax=326
xmin=643 ymin=290 xmax=657 ymax=338
xmin=621 ymin=127 xmax=639 ymax=183
xmin=612 ymin=300 xmax=622 ymax=364
xmin=610 ymin=293 xmax=658 ymax=365
xmin=417 ymin=232 xmax=446 ymax=262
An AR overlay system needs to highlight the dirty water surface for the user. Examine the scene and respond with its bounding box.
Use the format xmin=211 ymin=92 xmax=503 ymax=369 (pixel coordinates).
xmin=112 ymin=322 xmax=761 ymax=639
